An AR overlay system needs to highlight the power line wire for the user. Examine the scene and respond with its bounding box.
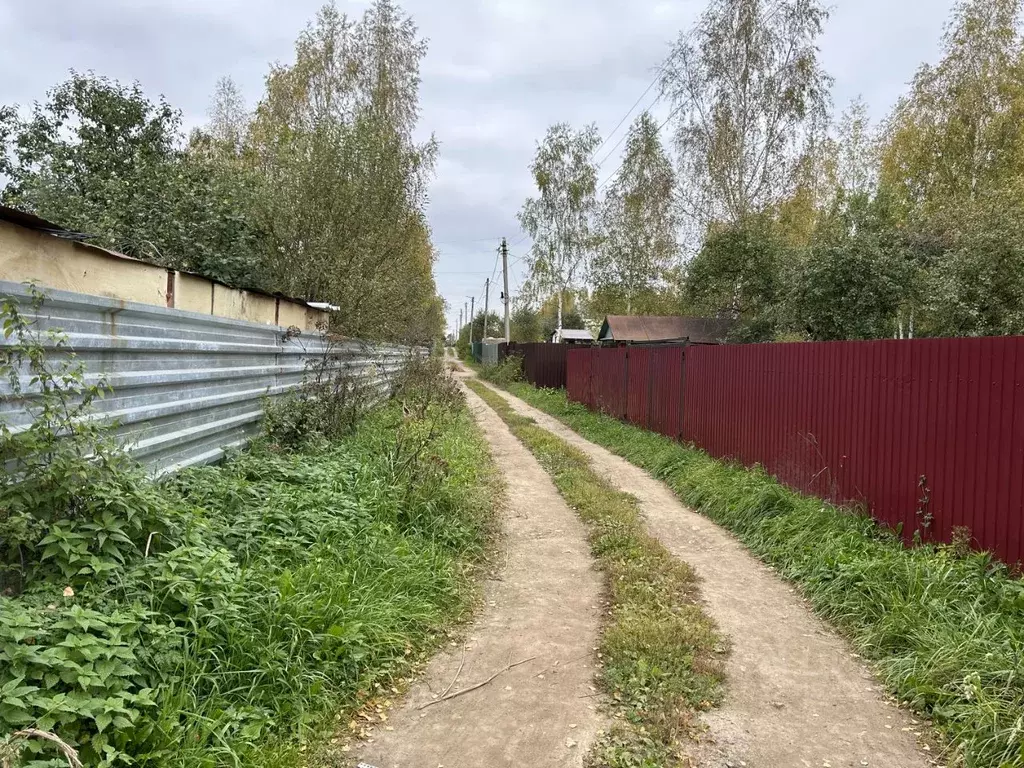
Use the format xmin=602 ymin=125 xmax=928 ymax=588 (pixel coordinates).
xmin=596 ymin=103 xmax=681 ymax=192
xmin=591 ymin=69 xmax=663 ymax=162
xmin=594 ymin=93 xmax=663 ymax=169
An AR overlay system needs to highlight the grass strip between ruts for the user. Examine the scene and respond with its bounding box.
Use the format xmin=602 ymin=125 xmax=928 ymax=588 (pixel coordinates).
xmin=466 ymin=379 xmax=724 ymax=768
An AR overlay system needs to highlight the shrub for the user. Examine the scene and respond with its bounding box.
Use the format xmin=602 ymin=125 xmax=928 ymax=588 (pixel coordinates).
xmin=262 ymin=332 xmax=378 ymax=448
xmin=479 ymin=355 xmax=523 ymax=386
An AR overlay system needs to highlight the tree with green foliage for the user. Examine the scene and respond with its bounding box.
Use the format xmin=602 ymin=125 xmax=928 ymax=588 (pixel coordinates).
xmin=877 ymin=0 xmax=1024 ymax=337
xmin=684 ymin=215 xmax=789 ymax=341
xmin=518 ymin=123 xmax=601 ymax=336
xmin=792 ymin=192 xmax=914 ymax=340
xmin=0 ymin=73 xmax=263 ymax=286
xmin=509 ymin=305 xmax=543 ymax=342
xmin=662 ymin=0 xmax=833 ymax=230
xmin=593 ymin=112 xmax=678 ymax=314
xmin=247 ymin=1 xmax=441 ymax=342
xmin=880 ymin=0 xmax=1024 ymax=207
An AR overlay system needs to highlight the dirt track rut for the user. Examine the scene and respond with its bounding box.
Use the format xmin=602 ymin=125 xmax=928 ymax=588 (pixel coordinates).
xmin=352 ymin=379 xmax=607 ymax=767
xmin=478 ymin=380 xmax=933 ymax=768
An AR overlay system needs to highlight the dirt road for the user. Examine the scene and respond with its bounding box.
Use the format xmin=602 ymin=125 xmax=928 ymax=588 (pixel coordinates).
xmin=474 ymin=379 xmax=933 ymax=768
xmin=352 ymin=379 xmax=607 ymax=767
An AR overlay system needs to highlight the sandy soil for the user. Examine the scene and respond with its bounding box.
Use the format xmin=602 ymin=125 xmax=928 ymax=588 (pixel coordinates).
xmin=479 ymin=380 xmax=935 ymax=768
xmin=351 ymin=379 xmax=608 ymax=768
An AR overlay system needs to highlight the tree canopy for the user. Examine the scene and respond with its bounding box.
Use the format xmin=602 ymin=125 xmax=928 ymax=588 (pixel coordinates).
xmin=0 ymin=1 xmax=444 ymax=344
xmin=515 ymin=0 xmax=1024 ymax=343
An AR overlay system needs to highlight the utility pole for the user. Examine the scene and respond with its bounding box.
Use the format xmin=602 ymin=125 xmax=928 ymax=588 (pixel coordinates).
xmin=501 ymin=238 xmax=510 ymax=342
xmin=458 ymin=308 xmax=462 ymax=338
xmin=483 ymin=278 xmax=490 ymax=341
xmin=469 ymin=296 xmax=475 ymax=345
xmin=464 ymin=301 xmax=468 ymax=340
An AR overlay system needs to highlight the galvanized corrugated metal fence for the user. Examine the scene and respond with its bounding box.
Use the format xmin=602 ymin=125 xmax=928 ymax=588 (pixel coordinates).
xmin=568 ymin=339 xmax=1024 ymax=565
xmin=0 ymin=281 xmax=416 ymax=475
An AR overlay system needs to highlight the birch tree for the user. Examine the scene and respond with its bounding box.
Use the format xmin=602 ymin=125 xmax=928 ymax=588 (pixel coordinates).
xmin=518 ymin=123 xmax=601 ymax=334
xmin=593 ymin=112 xmax=678 ymax=314
xmin=661 ymin=0 xmax=832 ymax=230
xmin=879 ymin=0 xmax=1024 ymax=206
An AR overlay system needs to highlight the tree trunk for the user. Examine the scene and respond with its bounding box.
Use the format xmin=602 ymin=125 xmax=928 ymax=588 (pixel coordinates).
xmin=557 ymin=290 xmax=563 ymax=340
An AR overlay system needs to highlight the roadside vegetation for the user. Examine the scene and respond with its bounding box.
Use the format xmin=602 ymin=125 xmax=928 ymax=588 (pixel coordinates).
xmin=477 ymin=355 xmax=524 ymax=388
xmin=0 ymin=293 xmax=497 ymax=767
xmin=495 ymin=382 xmax=1024 ymax=768
xmin=465 ymin=380 xmax=723 ymax=768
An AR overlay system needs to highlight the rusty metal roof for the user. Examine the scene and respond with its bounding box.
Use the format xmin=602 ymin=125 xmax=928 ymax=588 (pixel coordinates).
xmin=599 ymin=315 xmax=734 ymax=344
xmin=0 ymin=203 xmax=91 ymax=239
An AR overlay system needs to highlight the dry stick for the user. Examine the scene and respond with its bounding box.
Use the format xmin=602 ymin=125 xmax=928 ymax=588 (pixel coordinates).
xmin=439 ymin=645 xmax=468 ymax=700
xmin=417 ymin=656 xmax=537 ymax=711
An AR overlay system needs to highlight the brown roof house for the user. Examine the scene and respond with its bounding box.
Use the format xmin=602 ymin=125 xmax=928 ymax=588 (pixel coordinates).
xmin=598 ymin=315 xmax=734 ymax=345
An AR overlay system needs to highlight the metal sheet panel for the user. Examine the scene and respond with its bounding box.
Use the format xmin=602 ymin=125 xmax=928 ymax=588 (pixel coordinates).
xmin=566 ymin=347 xmax=594 ymax=406
xmin=626 ymin=347 xmax=652 ymax=426
xmin=682 ymin=338 xmax=1024 ymax=565
xmin=502 ymin=343 xmax=569 ymax=389
xmin=481 ymin=341 xmax=499 ymax=365
xmin=592 ymin=347 xmax=628 ymax=419
xmin=648 ymin=347 xmax=685 ymax=439
xmin=0 ymin=281 xmax=416 ymax=475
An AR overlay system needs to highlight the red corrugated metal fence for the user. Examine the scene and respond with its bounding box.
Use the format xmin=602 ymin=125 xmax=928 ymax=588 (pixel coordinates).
xmin=567 ymin=339 xmax=1024 ymax=565
xmin=500 ymin=343 xmax=569 ymax=389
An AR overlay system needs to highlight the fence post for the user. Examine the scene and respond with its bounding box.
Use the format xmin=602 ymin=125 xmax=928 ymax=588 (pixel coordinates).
xmin=623 ymin=347 xmax=630 ymax=421
xmin=678 ymin=344 xmax=687 ymax=441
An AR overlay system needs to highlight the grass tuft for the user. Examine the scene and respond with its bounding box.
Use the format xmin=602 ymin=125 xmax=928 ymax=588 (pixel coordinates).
xmin=497 ymin=382 xmax=1024 ymax=768
xmin=466 ymin=380 xmax=723 ymax=768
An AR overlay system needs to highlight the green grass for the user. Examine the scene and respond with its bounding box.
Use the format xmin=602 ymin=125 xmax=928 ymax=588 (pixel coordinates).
xmin=466 ymin=380 xmax=723 ymax=768
xmin=495 ymin=382 xmax=1024 ymax=768
xmin=1 ymin=401 xmax=499 ymax=768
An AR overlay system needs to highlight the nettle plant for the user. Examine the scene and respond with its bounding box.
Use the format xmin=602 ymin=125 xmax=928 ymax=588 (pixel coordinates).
xmin=1 ymin=287 xmax=170 ymax=592
xmin=0 ymin=287 xmax=171 ymax=767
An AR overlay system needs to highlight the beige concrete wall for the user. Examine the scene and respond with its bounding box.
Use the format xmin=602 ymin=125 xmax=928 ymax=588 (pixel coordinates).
xmin=0 ymin=219 xmax=327 ymax=329
xmin=305 ymin=308 xmax=330 ymax=332
xmin=0 ymin=220 xmax=168 ymax=307
xmin=278 ymin=300 xmax=308 ymax=330
xmin=211 ymin=283 xmax=244 ymax=321
xmin=240 ymin=291 xmax=279 ymax=325
xmin=212 ymin=284 xmax=280 ymax=325
xmin=173 ymin=272 xmax=213 ymax=314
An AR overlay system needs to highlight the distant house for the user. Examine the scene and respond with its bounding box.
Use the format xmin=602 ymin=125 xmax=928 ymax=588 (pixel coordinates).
xmin=598 ymin=315 xmax=734 ymax=345
xmin=551 ymin=328 xmax=595 ymax=344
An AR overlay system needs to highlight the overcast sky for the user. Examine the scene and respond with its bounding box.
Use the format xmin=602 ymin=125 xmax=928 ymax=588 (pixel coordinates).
xmin=0 ymin=0 xmax=957 ymax=334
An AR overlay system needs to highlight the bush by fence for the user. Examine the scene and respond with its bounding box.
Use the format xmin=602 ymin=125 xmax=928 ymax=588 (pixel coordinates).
xmin=499 ymin=342 xmax=569 ymax=389
xmin=567 ymin=338 xmax=1024 ymax=565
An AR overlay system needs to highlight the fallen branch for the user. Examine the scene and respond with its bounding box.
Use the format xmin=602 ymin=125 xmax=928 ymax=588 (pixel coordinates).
xmin=439 ymin=645 xmax=468 ymax=700
xmin=418 ymin=656 xmax=536 ymax=710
